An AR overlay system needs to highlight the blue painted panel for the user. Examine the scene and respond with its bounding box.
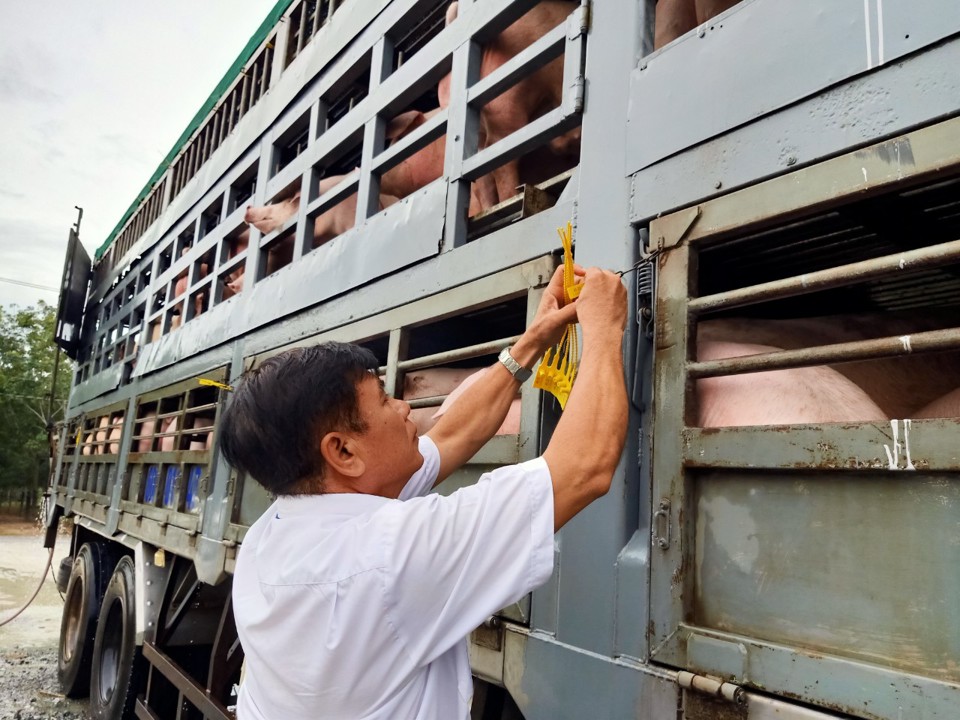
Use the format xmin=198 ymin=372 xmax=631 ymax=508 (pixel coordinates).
xmin=162 ymin=466 xmax=181 ymax=509
xmin=185 ymin=466 xmax=203 ymax=514
xmin=143 ymin=465 xmax=159 ymax=505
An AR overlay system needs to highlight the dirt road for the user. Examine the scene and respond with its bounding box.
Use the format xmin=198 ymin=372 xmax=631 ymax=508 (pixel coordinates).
xmin=0 ymin=516 xmax=89 ymax=719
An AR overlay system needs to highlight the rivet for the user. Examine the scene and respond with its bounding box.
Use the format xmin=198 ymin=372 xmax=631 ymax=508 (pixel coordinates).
xmin=714 ymin=181 xmax=722 ymax=189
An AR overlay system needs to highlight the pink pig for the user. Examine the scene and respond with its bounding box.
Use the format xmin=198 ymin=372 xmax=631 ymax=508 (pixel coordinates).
xmin=439 ymin=1 xmax=580 ymax=210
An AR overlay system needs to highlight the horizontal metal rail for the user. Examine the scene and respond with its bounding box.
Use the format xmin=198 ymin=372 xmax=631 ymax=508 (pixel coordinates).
xmin=688 ymin=327 xmax=960 ymax=379
xmin=688 ymin=237 xmax=960 ymax=315
xmin=371 ymin=107 xmax=448 ymax=176
xmin=378 ymin=334 xmax=522 ymax=376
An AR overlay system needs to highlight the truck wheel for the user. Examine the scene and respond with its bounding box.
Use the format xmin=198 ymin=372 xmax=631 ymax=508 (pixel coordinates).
xmin=89 ymin=556 xmax=145 ymax=720
xmin=58 ymin=542 xmax=119 ymax=697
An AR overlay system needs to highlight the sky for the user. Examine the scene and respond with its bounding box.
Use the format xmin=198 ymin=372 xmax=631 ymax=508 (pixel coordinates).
xmin=0 ymin=0 xmax=280 ymax=310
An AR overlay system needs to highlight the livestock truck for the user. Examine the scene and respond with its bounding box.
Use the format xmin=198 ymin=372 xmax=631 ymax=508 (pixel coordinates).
xmin=45 ymin=0 xmax=960 ymax=717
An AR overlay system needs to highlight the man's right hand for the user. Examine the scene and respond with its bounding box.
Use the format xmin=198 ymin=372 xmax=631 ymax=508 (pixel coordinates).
xmin=575 ymin=268 xmax=628 ymax=340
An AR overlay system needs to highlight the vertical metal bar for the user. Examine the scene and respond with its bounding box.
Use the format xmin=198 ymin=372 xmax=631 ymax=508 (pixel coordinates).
xmin=442 ymin=36 xmax=483 ymax=251
xmin=239 ymin=72 xmax=251 ymax=116
xmin=357 ymin=36 xmax=394 ymax=224
xmin=296 ymin=1 xmax=307 ymax=55
xmin=385 ymin=328 xmax=409 ymax=398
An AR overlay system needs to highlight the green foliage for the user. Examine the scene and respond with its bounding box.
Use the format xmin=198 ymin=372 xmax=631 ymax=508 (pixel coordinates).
xmin=0 ymin=301 xmax=73 ymax=493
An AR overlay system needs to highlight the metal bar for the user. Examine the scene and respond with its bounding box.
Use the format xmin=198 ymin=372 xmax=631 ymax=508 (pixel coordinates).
xmin=305 ymin=173 xmax=360 ymax=218
xmin=142 ymin=641 xmax=233 ymax=720
xmin=370 ymin=108 xmax=448 ymax=176
xmin=134 ymin=698 xmax=162 ymax=720
xmin=296 ymin=1 xmax=307 ymax=55
xmin=461 ymin=107 xmax=580 ymax=180
xmin=467 ymin=22 xmax=565 ymax=109
xmin=392 ymin=334 xmax=522 ymax=373
xmin=681 ymin=421 xmax=960 ymax=471
xmin=688 ymin=328 xmax=960 ymax=379
xmin=689 ymin=237 xmax=960 ymax=315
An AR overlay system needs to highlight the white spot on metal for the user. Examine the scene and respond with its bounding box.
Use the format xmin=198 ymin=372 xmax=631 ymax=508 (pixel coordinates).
xmin=862 ymin=166 xmax=868 ymax=183
xmin=883 ymin=419 xmax=916 ymax=470
xmin=899 ymin=256 xmax=906 ymax=270
xmin=899 ymin=335 xmax=912 ymax=352
xmin=903 ymin=418 xmax=915 ymax=470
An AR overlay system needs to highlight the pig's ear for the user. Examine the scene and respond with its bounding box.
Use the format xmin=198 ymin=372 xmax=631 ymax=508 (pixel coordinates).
xmin=386 ymin=111 xmax=424 ymax=140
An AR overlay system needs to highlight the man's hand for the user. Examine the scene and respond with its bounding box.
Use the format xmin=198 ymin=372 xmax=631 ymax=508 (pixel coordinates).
xmin=510 ymin=264 xmax=583 ymax=368
xmin=574 ymin=268 xmax=627 ymax=342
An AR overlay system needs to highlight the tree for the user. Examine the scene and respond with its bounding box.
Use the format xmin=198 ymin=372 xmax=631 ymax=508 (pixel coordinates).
xmin=0 ymin=301 xmax=73 ymax=508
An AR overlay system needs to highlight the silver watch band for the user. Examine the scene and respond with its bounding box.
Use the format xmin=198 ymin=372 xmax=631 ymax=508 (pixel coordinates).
xmin=498 ymin=347 xmax=533 ymax=383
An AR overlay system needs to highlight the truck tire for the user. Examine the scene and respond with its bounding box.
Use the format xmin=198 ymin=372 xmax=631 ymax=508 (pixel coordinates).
xmin=89 ymin=556 xmax=145 ymax=720
xmin=58 ymin=542 xmax=119 ymax=698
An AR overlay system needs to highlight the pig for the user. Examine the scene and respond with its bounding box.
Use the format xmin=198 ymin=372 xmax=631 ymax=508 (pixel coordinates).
xmin=136 ymin=411 xmax=158 ymax=453
xmin=914 ymin=388 xmax=960 ymax=419
xmin=223 ymin=228 xmax=250 ymax=298
xmin=402 ymin=367 xmax=482 ymax=435
xmin=243 ymin=176 xmax=400 ymax=248
xmin=94 ymin=415 xmax=110 ymax=455
xmin=186 ymin=415 xmax=215 ymax=452
xmin=159 ymin=416 xmax=178 ymax=453
xmin=696 ymin=339 xmax=886 ymax=427
xmin=380 ymin=109 xmax=449 ymax=201
xmin=654 ymin=0 xmax=742 ymax=49
xmin=107 ymin=416 xmax=123 ymax=455
xmin=432 ymin=367 xmax=522 ymax=434
xmin=439 ymin=1 xmax=581 ymax=210
xmin=697 ymin=313 xmax=960 ymax=420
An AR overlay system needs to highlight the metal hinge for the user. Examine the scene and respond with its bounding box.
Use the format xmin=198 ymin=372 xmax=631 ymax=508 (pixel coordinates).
xmin=652 ymin=498 xmax=671 ymax=550
xmin=678 ymin=671 xmax=746 ymax=705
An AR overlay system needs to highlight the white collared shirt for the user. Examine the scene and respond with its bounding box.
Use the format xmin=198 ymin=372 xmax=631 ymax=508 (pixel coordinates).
xmin=233 ymin=436 xmax=555 ymax=719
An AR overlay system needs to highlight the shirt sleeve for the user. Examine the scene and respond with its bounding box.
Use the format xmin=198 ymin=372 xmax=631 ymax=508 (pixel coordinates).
xmin=397 ymin=435 xmax=441 ymax=501
xmin=376 ymin=457 xmax=555 ymax=666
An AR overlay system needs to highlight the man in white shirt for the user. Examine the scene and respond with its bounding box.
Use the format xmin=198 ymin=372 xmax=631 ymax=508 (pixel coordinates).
xmin=219 ymin=266 xmax=628 ymax=719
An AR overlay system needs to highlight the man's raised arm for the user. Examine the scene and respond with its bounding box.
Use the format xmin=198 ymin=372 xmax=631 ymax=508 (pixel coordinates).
xmin=427 ymin=264 xmax=580 ymax=483
xmin=542 ymin=269 xmax=628 ymax=530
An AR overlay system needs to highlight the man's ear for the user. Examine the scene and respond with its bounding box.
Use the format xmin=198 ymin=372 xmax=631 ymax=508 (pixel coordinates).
xmin=319 ymin=431 xmax=365 ymax=478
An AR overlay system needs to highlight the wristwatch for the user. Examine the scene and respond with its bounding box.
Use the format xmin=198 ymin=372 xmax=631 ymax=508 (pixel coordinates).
xmin=498 ymin=347 xmax=533 ymax=383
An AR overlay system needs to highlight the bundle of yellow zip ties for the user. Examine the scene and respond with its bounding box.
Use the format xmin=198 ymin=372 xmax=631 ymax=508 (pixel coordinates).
xmin=533 ymin=222 xmax=581 ymax=409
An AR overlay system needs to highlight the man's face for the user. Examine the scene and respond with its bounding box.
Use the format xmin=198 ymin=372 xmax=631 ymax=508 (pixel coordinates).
xmin=351 ymin=373 xmax=423 ymax=497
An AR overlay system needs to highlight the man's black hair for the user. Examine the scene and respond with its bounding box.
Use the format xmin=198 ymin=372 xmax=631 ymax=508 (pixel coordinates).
xmin=218 ymin=342 xmax=379 ymax=495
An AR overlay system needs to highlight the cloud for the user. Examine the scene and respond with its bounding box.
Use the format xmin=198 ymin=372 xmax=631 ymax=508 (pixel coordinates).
xmin=0 ymin=54 xmax=61 ymax=105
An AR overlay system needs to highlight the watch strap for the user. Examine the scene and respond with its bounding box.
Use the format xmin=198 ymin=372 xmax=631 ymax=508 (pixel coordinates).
xmin=498 ymin=347 xmax=533 ymax=383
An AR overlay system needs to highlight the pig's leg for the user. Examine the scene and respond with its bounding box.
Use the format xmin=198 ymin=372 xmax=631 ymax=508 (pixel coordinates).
xmin=912 ymin=388 xmax=960 ymax=419
xmin=136 ymin=412 xmax=157 ymax=453
xmin=159 ymin=417 xmax=178 ymax=452
xmin=695 ymin=0 xmax=741 ymax=24
xmin=655 ymin=0 xmax=697 ymax=49
xmin=697 ymin=341 xmax=887 ymax=427
xmin=108 ymin=417 xmax=123 ymax=455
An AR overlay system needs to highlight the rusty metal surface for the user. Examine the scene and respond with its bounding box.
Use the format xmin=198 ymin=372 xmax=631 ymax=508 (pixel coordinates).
xmin=683 ymin=420 xmax=960 ymax=472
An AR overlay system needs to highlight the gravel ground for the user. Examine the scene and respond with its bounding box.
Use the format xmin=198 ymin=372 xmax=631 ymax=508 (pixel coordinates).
xmin=0 ymin=517 xmax=90 ymax=720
